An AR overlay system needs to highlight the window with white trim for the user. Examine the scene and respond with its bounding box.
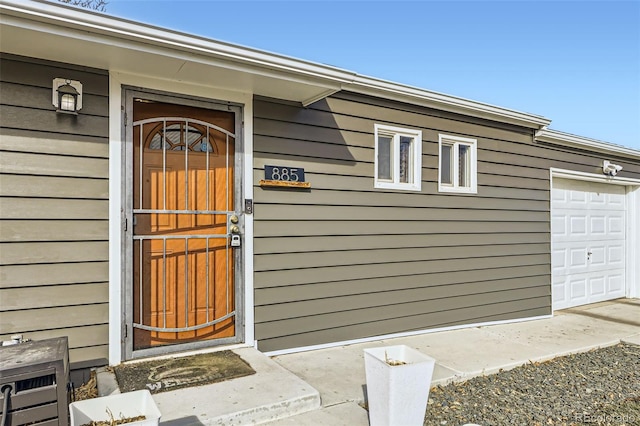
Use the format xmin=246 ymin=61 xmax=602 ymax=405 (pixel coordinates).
xmin=438 ymin=134 xmax=477 ymax=194
xmin=374 ymin=124 xmax=422 ymax=191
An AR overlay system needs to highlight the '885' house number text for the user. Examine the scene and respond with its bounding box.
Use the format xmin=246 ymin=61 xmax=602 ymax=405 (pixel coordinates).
xmin=265 ymin=165 xmax=305 ymax=182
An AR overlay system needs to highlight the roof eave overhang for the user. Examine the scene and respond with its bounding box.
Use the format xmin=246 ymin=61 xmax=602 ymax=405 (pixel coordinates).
xmin=346 ymin=75 xmax=551 ymax=129
xmin=0 ymin=0 xmax=354 ymax=103
xmin=1 ymin=0 xmax=551 ymax=129
xmin=535 ymin=128 xmax=640 ymax=160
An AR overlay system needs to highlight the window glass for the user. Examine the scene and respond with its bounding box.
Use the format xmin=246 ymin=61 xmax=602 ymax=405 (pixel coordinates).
xmin=377 ymin=135 xmax=392 ymax=180
xmin=441 ymin=143 xmax=452 ymax=185
xmin=374 ymin=124 xmax=422 ymax=191
xmin=399 ymin=136 xmax=412 ymax=183
xmin=438 ymin=135 xmax=477 ymax=194
xmin=458 ymin=144 xmax=469 ymax=187
xmin=148 ymin=123 xmax=213 ymax=152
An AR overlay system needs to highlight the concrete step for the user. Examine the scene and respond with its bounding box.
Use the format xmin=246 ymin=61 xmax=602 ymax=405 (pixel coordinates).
xmin=97 ymin=347 xmax=321 ymax=425
xmin=262 ymin=402 xmax=369 ymax=425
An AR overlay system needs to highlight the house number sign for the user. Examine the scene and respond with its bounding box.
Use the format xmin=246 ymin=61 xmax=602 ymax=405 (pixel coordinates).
xmin=265 ymin=165 xmax=305 ymax=182
xmin=260 ymin=165 xmax=311 ymax=188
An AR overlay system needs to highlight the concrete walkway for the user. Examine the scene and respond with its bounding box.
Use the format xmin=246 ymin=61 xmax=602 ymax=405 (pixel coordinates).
xmin=97 ymin=347 xmax=321 ymax=425
xmin=96 ymin=299 xmax=639 ymax=425
xmin=265 ymin=298 xmax=640 ymax=425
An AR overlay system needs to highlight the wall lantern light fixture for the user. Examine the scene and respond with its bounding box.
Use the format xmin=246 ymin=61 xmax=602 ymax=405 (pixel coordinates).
xmin=602 ymin=160 xmax=623 ymax=176
xmin=52 ymin=78 xmax=83 ymax=114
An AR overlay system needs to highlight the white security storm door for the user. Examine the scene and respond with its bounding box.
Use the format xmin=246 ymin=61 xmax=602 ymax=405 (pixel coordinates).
xmin=551 ymin=178 xmax=626 ymax=310
xmin=123 ymin=90 xmax=244 ymax=360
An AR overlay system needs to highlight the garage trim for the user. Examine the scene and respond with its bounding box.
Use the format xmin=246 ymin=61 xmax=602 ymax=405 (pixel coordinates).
xmin=550 ymin=168 xmax=640 ymax=308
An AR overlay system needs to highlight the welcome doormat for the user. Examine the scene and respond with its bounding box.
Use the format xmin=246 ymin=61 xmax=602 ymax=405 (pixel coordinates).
xmin=114 ymin=350 xmax=256 ymax=394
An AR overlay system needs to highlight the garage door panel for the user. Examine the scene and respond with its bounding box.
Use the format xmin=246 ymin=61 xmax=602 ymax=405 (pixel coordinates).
xmin=552 ymin=276 xmax=569 ymax=308
xmin=552 ymin=248 xmax=566 ymax=273
xmin=553 ymin=241 xmax=622 ymax=274
xmin=551 ymin=178 xmax=626 ymax=310
xmin=570 ymin=190 xmax=587 ymax=204
xmin=570 ymin=216 xmax=588 ymax=238
xmin=551 ymin=215 xmax=567 ymax=238
xmin=553 ymin=178 xmax=625 ymax=200
xmin=607 ymin=193 xmax=625 ymax=209
xmin=592 ymin=189 xmax=625 ymax=210
xmin=552 ymin=186 xmax=567 ymax=204
xmin=608 ymin=216 xmax=624 ymax=235
xmin=590 ymin=215 xmax=606 ymax=236
xmin=551 ymin=213 xmax=588 ymax=242
xmin=567 ymin=275 xmax=588 ymax=308
xmin=590 ymin=276 xmax=606 ymax=297
xmin=607 ymin=244 xmax=624 ymax=267
xmin=587 ymin=272 xmax=625 ymax=304
xmin=589 ymin=246 xmax=606 ymax=266
xmin=552 ymin=243 xmax=586 ymax=274
xmin=608 ymin=274 xmax=624 ymax=294
xmin=553 ymin=274 xmax=590 ymax=310
xmin=589 ymin=191 xmax=606 ymax=206
xmin=569 ymin=247 xmax=588 ymax=271
xmin=555 ymin=270 xmax=625 ymax=311
xmin=552 ymin=212 xmax=624 ymax=242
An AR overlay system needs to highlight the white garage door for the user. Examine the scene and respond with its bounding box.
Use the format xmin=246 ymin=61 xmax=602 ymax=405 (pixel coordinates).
xmin=551 ymin=178 xmax=626 ymax=310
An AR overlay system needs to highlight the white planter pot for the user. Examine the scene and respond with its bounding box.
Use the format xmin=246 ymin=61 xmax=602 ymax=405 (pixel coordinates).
xmin=364 ymin=345 xmax=435 ymax=426
xmin=69 ymin=390 xmax=161 ymax=426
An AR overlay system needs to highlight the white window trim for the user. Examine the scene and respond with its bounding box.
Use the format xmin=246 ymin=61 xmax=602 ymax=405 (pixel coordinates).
xmin=374 ymin=124 xmax=422 ymax=191
xmin=438 ymin=134 xmax=477 ymax=194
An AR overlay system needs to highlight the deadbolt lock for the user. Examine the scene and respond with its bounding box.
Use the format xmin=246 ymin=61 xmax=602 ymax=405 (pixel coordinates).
xmin=230 ymin=215 xmax=239 ymax=224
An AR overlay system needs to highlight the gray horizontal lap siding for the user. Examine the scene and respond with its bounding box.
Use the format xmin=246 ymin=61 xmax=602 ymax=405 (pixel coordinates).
xmin=0 ymin=54 xmax=109 ymax=368
xmin=252 ymin=93 xmax=548 ymax=352
xmin=252 ymin=92 xmax=640 ymax=352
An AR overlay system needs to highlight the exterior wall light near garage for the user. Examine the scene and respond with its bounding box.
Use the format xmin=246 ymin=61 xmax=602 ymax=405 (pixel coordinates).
xmin=602 ymin=160 xmax=623 ymax=176
xmin=53 ymin=78 xmax=83 ymax=114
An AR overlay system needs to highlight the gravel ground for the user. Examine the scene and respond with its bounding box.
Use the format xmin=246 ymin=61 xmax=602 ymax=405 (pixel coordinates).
xmin=424 ymin=342 xmax=640 ymax=426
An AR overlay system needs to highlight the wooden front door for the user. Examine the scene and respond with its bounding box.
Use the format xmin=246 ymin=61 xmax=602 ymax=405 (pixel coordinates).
xmin=130 ymin=97 xmax=240 ymax=353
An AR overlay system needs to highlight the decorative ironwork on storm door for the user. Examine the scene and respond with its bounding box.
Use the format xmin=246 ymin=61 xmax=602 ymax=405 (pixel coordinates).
xmin=132 ymin=109 xmax=237 ymax=350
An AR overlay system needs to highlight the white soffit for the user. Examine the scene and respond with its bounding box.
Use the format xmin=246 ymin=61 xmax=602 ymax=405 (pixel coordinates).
xmin=0 ymin=0 xmax=350 ymax=102
xmin=536 ymin=128 xmax=640 ymax=160
xmin=1 ymin=0 xmax=551 ymax=128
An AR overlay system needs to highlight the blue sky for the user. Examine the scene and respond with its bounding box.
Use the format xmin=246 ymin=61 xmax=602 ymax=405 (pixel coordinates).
xmin=105 ymin=0 xmax=640 ymax=149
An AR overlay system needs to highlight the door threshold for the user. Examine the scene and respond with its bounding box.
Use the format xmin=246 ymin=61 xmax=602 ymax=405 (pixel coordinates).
xmin=124 ymin=343 xmax=252 ymax=365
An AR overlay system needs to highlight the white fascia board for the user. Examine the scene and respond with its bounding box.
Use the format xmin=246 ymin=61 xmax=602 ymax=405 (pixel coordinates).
xmin=536 ymin=128 xmax=640 ymax=160
xmin=345 ymin=74 xmax=551 ymax=129
xmin=0 ymin=0 xmax=357 ymax=85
